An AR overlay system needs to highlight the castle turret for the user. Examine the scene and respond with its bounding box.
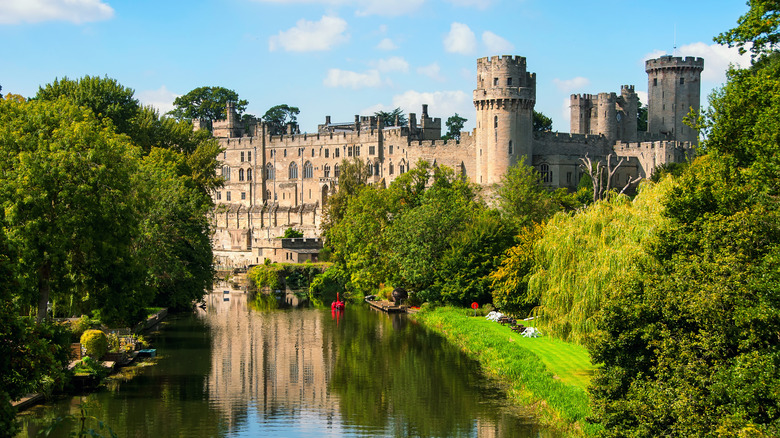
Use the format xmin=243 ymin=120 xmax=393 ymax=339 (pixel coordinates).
xmin=570 ymin=94 xmax=593 ymax=135
xmin=473 ymin=55 xmax=536 ymax=184
xmin=618 ymin=85 xmax=638 ymax=142
xmin=645 ymin=56 xmax=704 ymax=143
xmin=597 ymin=92 xmax=618 ymax=144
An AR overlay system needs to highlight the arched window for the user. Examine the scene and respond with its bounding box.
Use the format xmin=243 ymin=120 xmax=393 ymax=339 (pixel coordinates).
xmin=265 ymin=163 xmax=274 ymax=180
xmin=222 ymin=166 xmax=230 ymax=181
xmin=303 ymin=161 xmax=313 ymax=179
xmin=389 ymin=162 xmax=394 ymax=175
xmin=367 ymin=160 xmax=373 ymax=176
xmin=289 ymin=162 xmax=298 ymax=180
xmin=374 ymin=163 xmax=380 ymax=176
xmin=324 ymin=164 xmax=331 ymax=178
xmin=238 ymin=169 xmax=244 ymax=181
xmin=334 ymin=164 xmax=340 ymax=178
xmin=247 ymin=169 xmax=252 ymax=181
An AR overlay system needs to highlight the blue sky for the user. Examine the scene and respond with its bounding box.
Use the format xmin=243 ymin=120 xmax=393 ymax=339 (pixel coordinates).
xmin=1 ymin=0 xmax=751 ymax=132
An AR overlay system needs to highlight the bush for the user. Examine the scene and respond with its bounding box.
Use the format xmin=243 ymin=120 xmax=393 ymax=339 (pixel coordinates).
xmin=80 ymin=330 xmax=108 ymax=359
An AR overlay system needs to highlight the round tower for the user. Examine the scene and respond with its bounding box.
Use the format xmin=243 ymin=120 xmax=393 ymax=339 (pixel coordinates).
xmin=596 ymin=92 xmax=618 ymax=143
xmin=473 ymin=55 xmax=536 ymax=185
xmin=645 ymin=56 xmax=704 ymax=143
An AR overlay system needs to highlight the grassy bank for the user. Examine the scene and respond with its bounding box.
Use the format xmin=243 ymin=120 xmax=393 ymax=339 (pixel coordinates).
xmin=413 ymin=306 xmax=599 ymax=436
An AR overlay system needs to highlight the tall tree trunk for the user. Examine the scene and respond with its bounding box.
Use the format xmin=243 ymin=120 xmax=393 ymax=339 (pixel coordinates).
xmin=37 ymin=259 xmax=51 ymax=324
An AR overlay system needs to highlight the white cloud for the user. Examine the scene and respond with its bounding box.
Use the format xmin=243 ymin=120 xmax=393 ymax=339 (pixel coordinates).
xmin=356 ymin=0 xmax=425 ymax=16
xmin=137 ymin=85 xmax=179 ymax=115
xmin=553 ymin=77 xmax=590 ymax=93
xmin=636 ymin=91 xmax=648 ymax=107
xmin=376 ymin=38 xmax=398 ymax=50
xmin=482 ymin=31 xmax=514 ymax=54
xmin=392 ymin=90 xmax=471 ymax=120
xmin=268 ymin=15 xmax=349 ymax=52
xmin=560 ymin=98 xmax=571 ymax=132
xmin=0 ymin=0 xmax=113 ymax=24
xmin=417 ymin=63 xmax=445 ymax=82
xmin=374 ymin=56 xmax=409 ymax=73
xmin=445 ymin=0 xmax=492 ymax=8
xmin=443 ymin=22 xmax=476 ymax=55
xmin=323 ymin=69 xmax=382 ymax=89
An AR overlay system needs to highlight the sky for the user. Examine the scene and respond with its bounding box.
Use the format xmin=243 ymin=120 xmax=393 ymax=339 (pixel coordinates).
xmin=0 ymin=0 xmax=753 ymax=133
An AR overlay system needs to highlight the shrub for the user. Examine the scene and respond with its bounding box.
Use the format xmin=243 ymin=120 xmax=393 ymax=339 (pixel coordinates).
xmin=80 ymin=330 xmax=108 ymax=359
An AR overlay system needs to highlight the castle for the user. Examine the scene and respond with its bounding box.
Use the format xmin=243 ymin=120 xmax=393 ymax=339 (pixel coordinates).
xmin=210 ymin=54 xmax=703 ymax=269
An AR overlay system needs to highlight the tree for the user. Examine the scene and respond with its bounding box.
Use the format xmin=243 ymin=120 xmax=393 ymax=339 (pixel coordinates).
xmin=0 ymin=97 xmax=145 ymax=324
xmin=715 ymin=0 xmax=780 ymax=58
xmin=579 ymin=153 xmax=641 ymax=202
xmin=374 ymin=107 xmax=407 ymax=127
xmin=263 ymin=104 xmax=300 ymax=135
xmin=533 ymin=110 xmax=552 ymax=132
xmin=494 ymin=159 xmax=571 ymax=229
xmin=489 ymin=224 xmax=542 ymax=315
xmin=443 ymin=113 xmax=467 ymax=141
xmin=168 ymin=86 xmax=248 ymax=123
xmin=282 ymin=228 xmax=304 ymax=238
xmin=637 ymin=100 xmax=648 ymax=131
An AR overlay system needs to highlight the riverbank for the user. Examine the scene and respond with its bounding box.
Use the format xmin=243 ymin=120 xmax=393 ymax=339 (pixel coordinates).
xmin=412 ymin=306 xmax=600 ymax=437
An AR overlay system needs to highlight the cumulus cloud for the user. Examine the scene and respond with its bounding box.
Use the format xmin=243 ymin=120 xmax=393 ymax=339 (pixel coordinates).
xmin=356 ymin=0 xmax=425 ymax=16
xmin=376 ymin=38 xmax=398 ymax=50
xmin=269 ymin=15 xmax=349 ymax=52
xmin=0 ymin=0 xmax=114 ymax=24
xmin=367 ymin=90 xmax=471 ymax=124
xmin=417 ymin=63 xmax=445 ymax=82
xmin=445 ymin=0 xmax=492 ymax=8
xmin=636 ymin=91 xmax=648 ymax=107
xmin=137 ymin=86 xmax=179 ymax=115
xmin=374 ymin=56 xmax=409 ymax=73
xmin=552 ymin=77 xmax=590 ymax=93
xmin=482 ymin=31 xmax=514 ymax=54
xmin=443 ymin=22 xmax=476 ymax=55
xmin=323 ymin=69 xmax=382 ymax=89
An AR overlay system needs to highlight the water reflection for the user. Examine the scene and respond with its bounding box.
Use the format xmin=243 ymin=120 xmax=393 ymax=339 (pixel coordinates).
xmin=17 ymin=290 xmax=556 ymax=437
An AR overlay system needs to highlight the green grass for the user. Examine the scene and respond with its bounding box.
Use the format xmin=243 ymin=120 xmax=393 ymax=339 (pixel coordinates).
xmin=145 ymin=307 xmax=164 ymax=318
xmin=413 ymin=306 xmax=600 ymax=436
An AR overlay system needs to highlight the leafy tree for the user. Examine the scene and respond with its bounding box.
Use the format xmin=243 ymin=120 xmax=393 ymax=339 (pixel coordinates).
xmin=715 ymin=0 xmax=780 ymax=58
xmin=533 ymin=110 xmax=552 ymax=132
xmin=168 ymin=86 xmax=248 ymax=123
xmin=443 ymin=113 xmax=467 ymax=141
xmin=263 ymin=104 xmax=300 ymax=135
xmin=0 ymin=97 xmax=145 ymax=324
xmin=282 ymin=228 xmax=304 ymax=238
xmin=489 ymin=224 xmax=542 ymax=315
xmin=374 ymin=107 xmax=407 ymax=127
xmin=494 ymin=159 xmax=573 ymax=229
xmin=321 ymin=158 xmax=371 ymax=238
xmin=637 ymin=100 xmax=648 ymax=131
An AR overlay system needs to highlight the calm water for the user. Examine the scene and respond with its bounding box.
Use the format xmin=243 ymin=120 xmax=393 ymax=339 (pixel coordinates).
xmin=17 ymin=289 xmax=557 ymax=437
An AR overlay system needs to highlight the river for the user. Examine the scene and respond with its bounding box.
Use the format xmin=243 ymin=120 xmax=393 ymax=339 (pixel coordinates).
xmin=17 ymin=289 xmax=557 ymax=437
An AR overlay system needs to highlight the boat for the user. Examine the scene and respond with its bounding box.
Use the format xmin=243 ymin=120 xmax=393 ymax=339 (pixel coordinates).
xmin=331 ymin=293 xmax=345 ymax=311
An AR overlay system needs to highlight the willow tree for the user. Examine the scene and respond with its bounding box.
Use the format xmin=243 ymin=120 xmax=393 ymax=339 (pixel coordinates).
xmin=527 ymin=178 xmax=673 ymax=343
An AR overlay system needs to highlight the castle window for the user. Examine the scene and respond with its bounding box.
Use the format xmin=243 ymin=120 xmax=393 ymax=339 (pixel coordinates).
xmin=540 ymin=164 xmax=552 ymax=183
xmin=303 ymin=161 xmax=313 ymax=179
xmin=216 ymin=191 xmax=221 ymax=200
xmin=238 ymin=169 xmax=244 ymax=181
xmin=374 ymin=163 xmax=380 ymax=175
xmin=240 ymin=152 xmax=245 ymax=162
xmin=400 ymin=164 xmax=405 ymax=174
xmin=389 ymin=145 xmax=394 ymax=155
xmin=348 ymin=147 xmax=353 ymax=157
xmin=494 ymin=116 xmax=498 ymax=129
xmin=680 ymin=77 xmax=684 ymax=85
xmin=369 ymin=145 xmax=375 ymax=155
xmin=325 ymin=148 xmax=329 ymax=158
xmin=507 ymin=77 xmax=513 ymax=86
xmin=367 ymin=162 xmax=373 ymax=176
xmin=298 ymin=148 xmax=302 ymax=157
xmin=247 ymin=151 xmax=251 ymax=162
xmin=324 ymin=164 xmax=331 ymax=178
xmin=312 ymin=148 xmax=315 ymax=157
xmin=241 ymin=192 xmax=246 ymax=200
xmin=265 ymin=190 xmax=271 ymax=200
xmin=223 ymin=151 xmax=227 ymax=159
xmin=247 ymin=169 xmax=252 ymax=181
xmin=334 ymin=164 xmax=340 ymax=178
xmin=508 ymin=140 xmax=513 ymax=155
xmin=226 ymin=191 xmax=231 ymax=201
xmin=653 ymin=78 xmax=658 ymax=86
xmin=493 ymin=77 xmax=498 ymax=86
xmin=335 ymin=148 xmax=340 ymax=158
xmin=567 ymin=172 xmax=572 ymax=184
xmin=222 ymin=166 xmax=231 ymax=181
xmin=284 ymin=149 xmax=287 ymax=157
xmin=389 ymin=163 xmax=394 ymax=175
xmin=355 ymin=146 xmax=360 ymax=156
xmin=289 ymin=162 xmax=298 ymax=179
xmin=265 ymin=163 xmax=275 ymax=180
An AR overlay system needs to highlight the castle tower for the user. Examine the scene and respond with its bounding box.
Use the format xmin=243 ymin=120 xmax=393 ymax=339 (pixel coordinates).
xmin=618 ymin=85 xmax=638 ymax=142
xmin=645 ymin=56 xmax=704 ymax=143
xmin=570 ymin=94 xmax=593 ymax=135
xmin=596 ymin=92 xmax=618 ymax=144
xmin=473 ymin=55 xmax=536 ymax=184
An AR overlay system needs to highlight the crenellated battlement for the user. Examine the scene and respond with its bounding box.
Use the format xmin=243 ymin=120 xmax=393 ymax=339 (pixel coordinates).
xmin=614 ymin=140 xmax=696 ymax=151
xmin=645 ymin=55 xmax=704 ymax=72
xmin=477 ymin=55 xmax=527 ymax=69
xmin=537 ymin=131 xmax=605 ymax=143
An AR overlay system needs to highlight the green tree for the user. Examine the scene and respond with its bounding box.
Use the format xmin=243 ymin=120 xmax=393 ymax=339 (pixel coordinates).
xmin=715 ymin=0 xmax=780 ymax=58
xmin=533 ymin=110 xmax=553 ymax=132
xmin=282 ymin=228 xmax=304 ymax=238
xmin=489 ymin=223 xmax=542 ymax=315
xmin=263 ymin=104 xmax=300 ymax=135
xmin=374 ymin=107 xmax=407 ymax=127
xmin=494 ymin=159 xmax=572 ymax=229
xmin=168 ymin=86 xmax=248 ymax=123
xmin=443 ymin=113 xmax=467 ymax=141
xmin=0 ymin=97 xmax=145 ymax=324
xmin=637 ymin=99 xmax=648 ymax=132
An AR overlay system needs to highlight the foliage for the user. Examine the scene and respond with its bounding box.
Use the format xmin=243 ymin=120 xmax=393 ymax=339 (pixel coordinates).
xmin=321 ymin=158 xmax=371 ymax=238
xmin=489 ymin=223 xmax=543 ymax=315
xmin=533 ymin=110 xmax=553 ymax=132
xmin=262 ymin=104 xmax=299 ymax=135
xmin=38 ymin=402 xmax=117 ymax=438
xmin=73 ymin=355 xmax=110 ymax=379
xmin=168 ymin=86 xmax=247 ymax=123
xmin=443 ymin=113 xmax=467 ymax=140
xmin=528 ymin=179 xmax=673 ymax=344
xmin=637 ymin=100 xmax=648 ymax=131
xmin=374 ymin=107 xmax=407 ymax=127
xmin=80 ymin=330 xmax=109 ymax=359
xmin=589 ymin=33 xmax=780 ymax=435
xmin=282 ymin=227 xmax=304 ymax=238
xmin=248 ymin=264 xmax=282 ymax=291
xmin=309 ymin=266 xmax=346 ymax=302
xmin=715 ymin=0 xmax=780 ymax=58
xmin=415 ymin=307 xmax=598 ymax=436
